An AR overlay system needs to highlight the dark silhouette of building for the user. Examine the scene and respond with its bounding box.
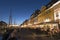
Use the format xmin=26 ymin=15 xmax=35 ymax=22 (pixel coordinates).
xmin=0 ymin=21 xmax=7 ymax=28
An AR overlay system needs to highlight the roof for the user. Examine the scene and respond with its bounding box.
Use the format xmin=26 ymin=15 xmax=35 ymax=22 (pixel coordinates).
xmin=46 ymin=0 xmax=58 ymax=9
xmin=0 ymin=21 xmax=7 ymax=25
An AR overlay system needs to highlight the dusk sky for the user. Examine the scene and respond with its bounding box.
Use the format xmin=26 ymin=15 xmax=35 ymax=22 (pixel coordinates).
xmin=0 ymin=0 xmax=51 ymax=25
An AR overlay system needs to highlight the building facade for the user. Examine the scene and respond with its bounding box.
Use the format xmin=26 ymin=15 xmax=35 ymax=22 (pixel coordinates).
xmin=36 ymin=0 xmax=60 ymax=31
xmin=20 ymin=0 xmax=60 ymax=32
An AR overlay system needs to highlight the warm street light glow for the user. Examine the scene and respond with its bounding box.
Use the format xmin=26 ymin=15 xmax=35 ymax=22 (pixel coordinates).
xmin=28 ymin=23 xmax=32 ymax=25
xmin=34 ymin=22 xmax=38 ymax=24
xmin=40 ymin=25 xmax=44 ymax=28
xmin=44 ymin=19 xmax=51 ymax=22
xmin=36 ymin=25 xmax=39 ymax=27
xmin=9 ymin=25 xmax=19 ymax=27
xmin=21 ymin=25 xmax=24 ymax=27
xmin=24 ymin=25 xmax=27 ymax=27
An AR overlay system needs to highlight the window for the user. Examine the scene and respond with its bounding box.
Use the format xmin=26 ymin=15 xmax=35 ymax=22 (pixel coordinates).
xmin=56 ymin=12 xmax=59 ymax=17
xmin=44 ymin=18 xmax=51 ymax=22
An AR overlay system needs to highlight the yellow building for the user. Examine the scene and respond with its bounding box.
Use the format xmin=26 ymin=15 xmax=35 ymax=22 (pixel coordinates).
xmin=20 ymin=0 xmax=60 ymax=31
xmin=20 ymin=20 xmax=28 ymax=28
xmin=28 ymin=10 xmax=40 ymax=28
xmin=36 ymin=0 xmax=60 ymax=31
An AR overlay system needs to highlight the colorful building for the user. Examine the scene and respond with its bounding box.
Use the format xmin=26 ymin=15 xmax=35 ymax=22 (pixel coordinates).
xmin=35 ymin=0 xmax=60 ymax=31
xmin=20 ymin=0 xmax=60 ymax=32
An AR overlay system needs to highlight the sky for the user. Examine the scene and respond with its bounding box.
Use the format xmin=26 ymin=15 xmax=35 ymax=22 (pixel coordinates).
xmin=0 ymin=0 xmax=51 ymax=25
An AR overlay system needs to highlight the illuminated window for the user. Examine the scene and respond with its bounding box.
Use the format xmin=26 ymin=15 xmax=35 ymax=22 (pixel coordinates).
xmin=44 ymin=18 xmax=51 ymax=22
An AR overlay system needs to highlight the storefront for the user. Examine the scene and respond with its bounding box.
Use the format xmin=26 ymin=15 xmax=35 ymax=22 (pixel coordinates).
xmin=35 ymin=22 xmax=59 ymax=31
